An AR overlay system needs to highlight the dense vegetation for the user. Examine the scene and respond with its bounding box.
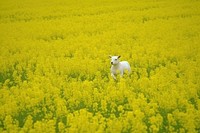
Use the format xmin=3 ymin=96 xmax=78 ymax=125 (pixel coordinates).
xmin=0 ymin=0 xmax=200 ymax=132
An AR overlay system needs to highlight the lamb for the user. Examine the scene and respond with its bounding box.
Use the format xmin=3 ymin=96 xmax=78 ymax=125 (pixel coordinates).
xmin=109 ymin=55 xmax=131 ymax=80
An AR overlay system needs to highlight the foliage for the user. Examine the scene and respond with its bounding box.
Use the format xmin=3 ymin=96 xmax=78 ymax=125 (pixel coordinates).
xmin=0 ymin=0 xmax=200 ymax=132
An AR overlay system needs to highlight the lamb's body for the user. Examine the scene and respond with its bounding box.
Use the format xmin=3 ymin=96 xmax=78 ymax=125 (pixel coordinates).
xmin=111 ymin=61 xmax=131 ymax=80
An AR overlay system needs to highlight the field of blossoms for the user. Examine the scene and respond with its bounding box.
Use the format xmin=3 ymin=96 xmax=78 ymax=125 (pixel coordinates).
xmin=0 ymin=0 xmax=200 ymax=132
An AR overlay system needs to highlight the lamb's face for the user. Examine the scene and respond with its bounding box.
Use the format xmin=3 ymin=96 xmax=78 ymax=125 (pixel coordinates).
xmin=110 ymin=56 xmax=120 ymax=65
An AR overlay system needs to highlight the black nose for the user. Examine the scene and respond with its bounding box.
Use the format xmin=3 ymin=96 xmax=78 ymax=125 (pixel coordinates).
xmin=111 ymin=62 xmax=113 ymax=65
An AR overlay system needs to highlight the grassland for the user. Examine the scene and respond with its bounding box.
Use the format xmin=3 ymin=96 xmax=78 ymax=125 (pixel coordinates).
xmin=0 ymin=0 xmax=200 ymax=132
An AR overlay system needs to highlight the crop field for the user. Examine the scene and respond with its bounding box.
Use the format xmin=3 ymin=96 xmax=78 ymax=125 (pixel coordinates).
xmin=0 ymin=0 xmax=200 ymax=132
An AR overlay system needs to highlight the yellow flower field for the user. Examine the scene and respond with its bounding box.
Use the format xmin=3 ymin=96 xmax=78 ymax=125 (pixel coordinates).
xmin=0 ymin=0 xmax=200 ymax=132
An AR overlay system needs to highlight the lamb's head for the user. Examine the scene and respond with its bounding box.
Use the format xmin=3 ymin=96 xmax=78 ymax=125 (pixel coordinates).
xmin=109 ymin=55 xmax=121 ymax=65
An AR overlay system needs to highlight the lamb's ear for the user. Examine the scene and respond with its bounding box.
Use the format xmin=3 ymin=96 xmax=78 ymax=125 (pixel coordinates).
xmin=109 ymin=55 xmax=112 ymax=58
xmin=118 ymin=56 xmax=121 ymax=59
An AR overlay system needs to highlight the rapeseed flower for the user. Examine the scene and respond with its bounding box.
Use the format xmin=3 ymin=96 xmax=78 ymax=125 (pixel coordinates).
xmin=0 ymin=0 xmax=200 ymax=132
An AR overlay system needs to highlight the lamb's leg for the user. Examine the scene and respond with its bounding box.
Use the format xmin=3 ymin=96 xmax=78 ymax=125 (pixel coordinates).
xmin=128 ymin=68 xmax=131 ymax=75
xmin=111 ymin=73 xmax=117 ymax=80
xmin=120 ymin=71 xmax=124 ymax=77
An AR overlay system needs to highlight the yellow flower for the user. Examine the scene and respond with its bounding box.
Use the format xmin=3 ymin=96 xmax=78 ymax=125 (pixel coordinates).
xmin=0 ymin=0 xmax=199 ymax=132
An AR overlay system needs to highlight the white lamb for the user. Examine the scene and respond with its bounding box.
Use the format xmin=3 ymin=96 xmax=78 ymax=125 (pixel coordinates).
xmin=109 ymin=55 xmax=131 ymax=80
